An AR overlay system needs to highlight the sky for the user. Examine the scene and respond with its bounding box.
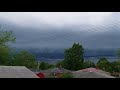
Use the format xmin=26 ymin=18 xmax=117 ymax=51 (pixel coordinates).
xmin=0 ymin=12 xmax=120 ymax=50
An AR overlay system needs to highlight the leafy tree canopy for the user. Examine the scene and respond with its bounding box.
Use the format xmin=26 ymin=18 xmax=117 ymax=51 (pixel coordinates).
xmin=97 ymin=57 xmax=111 ymax=71
xmin=63 ymin=43 xmax=84 ymax=70
xmin=83 ymin=61 xmax=95 ymax=69
xmin=13 ymin=50 xmax=37 ymax=69
xmin=0 ymin=26 xmax=16 ymax=65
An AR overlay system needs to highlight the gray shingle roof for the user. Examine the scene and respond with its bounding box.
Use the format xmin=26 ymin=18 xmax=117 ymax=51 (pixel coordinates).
xmin=0 ymin=66 xmax=39 ymax=78
xmin=73 ymin=68 xmax=115 ymax=78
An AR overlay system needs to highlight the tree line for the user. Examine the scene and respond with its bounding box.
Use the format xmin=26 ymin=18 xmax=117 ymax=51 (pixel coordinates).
xmin=56 ymin=43 xmax=120 ymax=73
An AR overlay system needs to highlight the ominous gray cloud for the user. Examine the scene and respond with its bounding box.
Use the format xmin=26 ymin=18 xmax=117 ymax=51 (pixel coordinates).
xmin=0 ymin=12 xmax=120 ymax=50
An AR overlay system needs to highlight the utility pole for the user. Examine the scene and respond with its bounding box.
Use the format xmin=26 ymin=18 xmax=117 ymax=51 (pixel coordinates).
xmin=37 ymin=61 xmax=40 ymax=70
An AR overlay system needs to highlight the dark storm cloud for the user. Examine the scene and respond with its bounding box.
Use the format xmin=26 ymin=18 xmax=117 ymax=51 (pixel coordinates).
xmin=0 ymin=12 xmax=120 ymax=50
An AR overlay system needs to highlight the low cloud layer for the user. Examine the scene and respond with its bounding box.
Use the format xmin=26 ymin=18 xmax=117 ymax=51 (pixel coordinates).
xmin=0 ymin=12 xmax=120 ymax=50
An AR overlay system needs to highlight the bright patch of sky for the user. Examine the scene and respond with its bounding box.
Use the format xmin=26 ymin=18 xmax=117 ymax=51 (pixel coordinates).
xmin=0 ymin=12 xmax=113 ymax=32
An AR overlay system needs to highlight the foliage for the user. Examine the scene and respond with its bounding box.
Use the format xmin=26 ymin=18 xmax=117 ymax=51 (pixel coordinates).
xmin=56 ymin=60 xmax=64 ymax=67
xmin=83 ymin=61 xmax=95 ymax=69
xmin=0 ymin=27 xmax=16 ymax=65
xmin=48 ymin=64 xmax=55 ymax=69
xmin=0 ymin=30 xmax=16 ymax=45
xmin=13 ymin=50 xmax=37 ymax=69
xmin=63 ymin=43 xmax=84 ymax=70
xmin=110 ymin=49 xmax=120 ymax=72
xmin=61 ymin=73 xmax=74 ymax=78
xmin=110 ymin=60 xmax=120 ymax=72
xmin=97 ymin=57 xmax=111 ymax=72
xmin=0 ymin=45 xmax=11 ymax=65
xmin=39 ymin=62 xmax=49 ymax=70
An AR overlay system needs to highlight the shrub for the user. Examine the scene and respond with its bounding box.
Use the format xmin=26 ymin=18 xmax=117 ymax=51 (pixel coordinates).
xmin=62 ymin=73 xmax=74 ymax=78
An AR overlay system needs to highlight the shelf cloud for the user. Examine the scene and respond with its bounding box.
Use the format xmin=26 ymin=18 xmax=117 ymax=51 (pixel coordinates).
xmin=0 ymin=12 xmax=120 ymax=49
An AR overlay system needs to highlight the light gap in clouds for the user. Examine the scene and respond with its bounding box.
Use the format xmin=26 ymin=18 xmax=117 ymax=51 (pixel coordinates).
xmin=0 ymin=12 xmax=112 ymax=28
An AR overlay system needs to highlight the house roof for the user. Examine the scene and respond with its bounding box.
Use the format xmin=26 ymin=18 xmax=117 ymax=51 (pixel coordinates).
xmin=0 ymin=66 xmax=39 ymax=78
xmin=73 ymin=68 xmax=115 ymax=78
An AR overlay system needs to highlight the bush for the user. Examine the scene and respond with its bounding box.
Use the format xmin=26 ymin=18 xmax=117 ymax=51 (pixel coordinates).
xmin=56 ymin=61 xmax=64 ymax=67
xmin=62 ymin=73 xmax=74 ymax=78
xmin=97 ymin=57 xmax=110 ymax=72
xmin=48 ymin=64 xmax=55 ymax=69
xmin=110 ymin=60 xmax=120 ymax=72
xmin=39 ymin=62 xmax=48 ymax=70
xmin=83 ymin=61 xmax=95 ymax=69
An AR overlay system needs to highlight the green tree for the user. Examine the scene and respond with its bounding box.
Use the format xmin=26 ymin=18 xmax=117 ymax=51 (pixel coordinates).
xmin=13 ymin=50 xmax=37 ymax=69
xmin=0 ymin=27 xmax=16 ymax=65
xmin=83 ymin=61 xmax=95 ymax=69
xmin=39 ymin=62 xmax=49 ymax=70
xmin=48 ymin=64 xmax=55 ymax=69
xmin=110 ymin=60 xmax=120 ymax=72
xmin=0 ymin=30 xmax=16 ymax=45
xmin=56 ymin=61 xmax=64 ymax=67
xmin=97 ymin=57 xmax=111 ymax=71
xmin=0 ymin=45 xmax=11 ymax=65
xmin=111 ymin=49 xmax=120 ymax=72
xmin=63 ymin=43 xmax=84 ymax=70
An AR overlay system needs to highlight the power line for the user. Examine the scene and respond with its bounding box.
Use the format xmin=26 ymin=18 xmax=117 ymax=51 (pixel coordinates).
xmin=38 ymin=21 xmax=120 ymax=43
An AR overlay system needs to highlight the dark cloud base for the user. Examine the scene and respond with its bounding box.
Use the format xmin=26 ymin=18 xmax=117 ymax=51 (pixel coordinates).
xmin=1 ymin=14 xmax=120 ymax=50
